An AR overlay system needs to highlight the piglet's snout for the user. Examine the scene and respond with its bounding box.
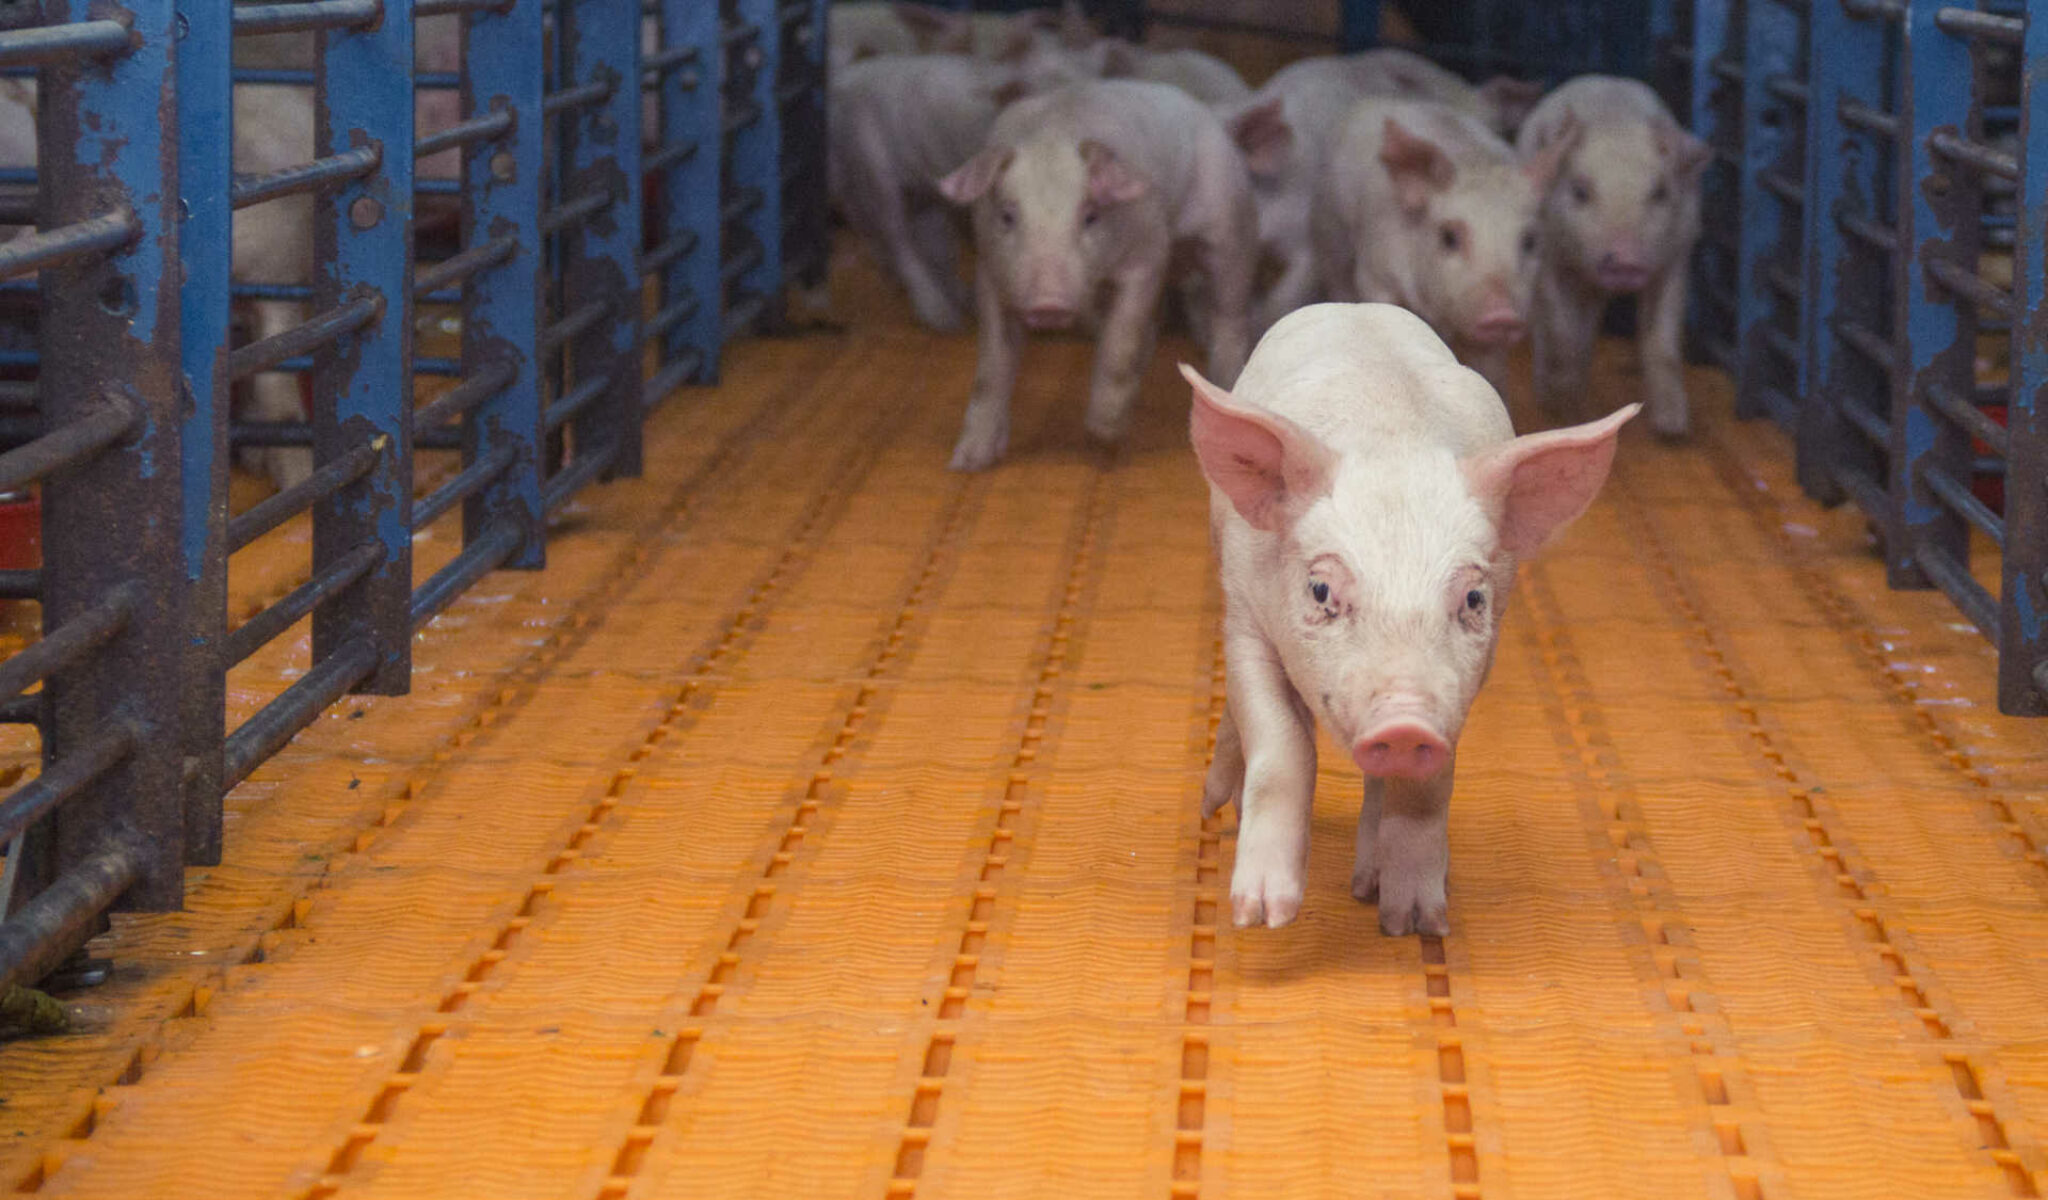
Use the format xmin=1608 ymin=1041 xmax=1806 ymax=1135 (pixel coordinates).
xmin=1352 ymin=722 xmax=1449 ymax=779
xmin=1469 ymin=287 xmax=1526 ymax=347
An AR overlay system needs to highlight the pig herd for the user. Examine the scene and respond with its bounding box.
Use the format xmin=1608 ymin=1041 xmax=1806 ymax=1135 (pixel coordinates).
xmin=834 ymin=3 xmax=1695 ymax=935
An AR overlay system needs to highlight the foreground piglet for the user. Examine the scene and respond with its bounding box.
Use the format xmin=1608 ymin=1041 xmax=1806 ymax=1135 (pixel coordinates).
xmin=1188 ymin=304 xmax=1637 ymax=934
xmin=940 ymin=79 xmax=1256 ymax=470
xmin=1313 ymin=97 xmax=1574 ymax=390
xmin=1518 ymin=76 xmax=1708 ymax=438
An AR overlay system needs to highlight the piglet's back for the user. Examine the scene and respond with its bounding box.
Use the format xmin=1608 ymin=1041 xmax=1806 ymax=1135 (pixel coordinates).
xmin=1231 ymin=304 xmax=1515 ymax=456
xmin=991 ymin=79 xmax=1217 ymax=212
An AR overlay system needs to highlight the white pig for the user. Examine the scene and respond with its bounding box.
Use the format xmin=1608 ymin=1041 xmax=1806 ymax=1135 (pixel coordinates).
xmin=1312 ymin=96 xmax=1575 ymax=390
xmin=939 ymin=79 xmax=1256 ymax=470
xmin=1517 ymin=75 xmax=1709 ymax=438
xmin=1346 ymin=48 xmax=1545 ymax=139
xmin=829 ymin=3 xmax=966 ymax=74
xmin=1186 ymin=303 xmax=1638 ymax=934
xmin=1099 ymin=41 xmax=1251 ymax=106
xmin=830 ymin=56 xmax=1028 ymax=331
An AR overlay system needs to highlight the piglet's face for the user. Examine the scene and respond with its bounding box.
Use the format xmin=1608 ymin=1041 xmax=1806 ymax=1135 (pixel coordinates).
xmin=939 ymin=136 xmax=1149 ymax=330
xmin=1540 ymin=119 xmax=1709 ymax=293
xmin=1184 ymin=362 xmax=1637 ymax=779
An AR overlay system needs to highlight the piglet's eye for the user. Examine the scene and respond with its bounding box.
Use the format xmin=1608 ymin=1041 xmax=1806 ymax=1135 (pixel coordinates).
xmin=1465 ymin=588 xmax=1486 ymax=612
xmin=1649 ymin=181 xmax=1671 ymax=204
xmin=1310 ymin=580 xmax=1330 ymax=605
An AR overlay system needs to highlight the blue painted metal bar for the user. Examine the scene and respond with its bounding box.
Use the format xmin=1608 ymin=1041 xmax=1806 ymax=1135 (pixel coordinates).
xmin=1688 ymin=0 xmax=1739 ymax=363
xmin=308 ymin=6 xmax=415 ymax=694
xmin=1998 ymin=0 xmax=2047 ymax=712
xmin=1896 ymin=1 xmax=1976 ymax=591
xmin=177 ymin=0 xmax=234 ymax=865
xmin=553 ymin=0 xmax=644 ymax=489
xmin=1735 ymin=0 xmax=1806 ymax=426
xmin=1798 ymin=0 xmax=1898 ymax=511
xmin=726 ymin=0 xmax=781 ymax=334
xmin=455 ymin=0 xmax=547 ymax=569
xmin=778 ymin=0 xmax=828 ymax=292
xmin=647 ymin=0 xmax=722 ymax=391
xmin=27 ymin=0 xmax=187 ymax=925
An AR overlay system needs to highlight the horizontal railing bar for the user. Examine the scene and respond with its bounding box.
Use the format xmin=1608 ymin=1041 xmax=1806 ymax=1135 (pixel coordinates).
xmin=1838 ymin=99 xmax=1900 ymax=140
xmin=0 ymin=20 xmax=131 ymax=68
xmin=228 ymin=440 xmax=383 ymax=553
xmin=539 ymin=299 xmax=610 ymax=358
xmin=0 ymin=722 xmax=130 ymax=844
xmin=641 ymin=229 xmax=699 ymax=276
xmin=1919 ymin=461 xmax=2004 ymax=545
xmin=414 ymin=0 xmax=511 ymax=15
xmin=1766 ymin=263 xmax=1801 ymax=299
xmin=1766 ymin=74 xmax=1808 ymax=106
xmin=0 ymin=211 xmax=137 ymax=282
xmin=539 ymin=188 xmax=613 ymax=238
xmin=723 ymin=100 xmax=763 ymax=136
xmin=1709 ymin=57 xmax=1744 ymax=85
xmin=412 ymin=235 xmax=516 ymax=299
xmin=1925 ymin=255 xmax=2015 ymax=317
xmin=0 ymin=695 xmax=36 ymax=724
xmin=414 ymin=355 xmax=460 ymax=376
xmin=643 ymin=349 xmax=702 ymax=408
xmin=1839 ymin=211 xmax=1898 ymax=250
xmin=1923 ymin=379 xmax=2010 ymax=457
xmin=720 ymin=241 xmax=763 ymax=285
xmin=1837 ymin=396 xmax=1890 ymax=446
xmin=0 ymin=837 xmax=138 ymax=992
xmin=415 ymin=359 xmax=518 ymax=430
xmin=1762 ymin=325 xmax=1801 ymax=364
xmin=542 ymin=439 xmax=619 ymax=513
xmin=416 ymin=178 xmax=461 ymax=196
xmin=410 ymin=519 xmax=522 ymax=629
xmin=1835 ymin=318 xmax=1897 ymax=372
xmin=231 ymin=146 xmax=379 ymax=209
xmin=225 ymin=541 xmax=383 ymax=665
xmin=416 ymin=110 xmax=514 ymax=159
xmin=643 ymin=44 xmax=698 ymax=75
xmin=644 ymin=137 xmax=698 ymax=175
xmin=1933 ymin=6 xmax=2023 ymax=44
xmin=228 ymin=295 xmax=379 ymax=381
xmin=1917 ymin=540 xmax=1999 ymax=634
xmin=542 ymin=78 xmax=612 ymax=119
xmin=643 ymin=290 xmax=699 ymax=340
xmin=413 ymin=443 xmax=515 ymax=528
xmin=720 ymin=185 xmax=762 ymax=225
xmin=0 ymin=585 xmax=133 ymax=704
xmin=0 ymin=570 xmax=37 ymax=601
xmin=1928 ymin=130 xmax=2018 ymax=182
xmin=723 ymin=19 xmax=759 ymax=49
xmin=1760 ymin=170 xmax=1804 ymax=206
xmin=222 ymin=638 xmax=379 ymax=790
xmin=0 ymin=398 xmax=134 ymax=494
xmin=232 ymin=0 xmax=381 ymax=36
xmin=1842 ymin=0 xmax=1906 ymax=21
xmin=722 ymin=289 xmax=767 ymax=339
xmin=543 ymin=372 xmax=608 ymax=434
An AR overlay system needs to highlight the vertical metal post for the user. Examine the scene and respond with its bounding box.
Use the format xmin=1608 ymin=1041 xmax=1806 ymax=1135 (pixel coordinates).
xmin=730 ymin=0 xmax=782 ymax=333
xmin=1797 ymin=0 xmax=1886 ymax=509
xmin=2000 ymin=2 xmax=2047 ymax=714
xmin=1688 ymin=0 xmax=1734 ymax=361
xmin=38 ymin=0 xmax=187 ymax=908
xmin=655 ymin=0 xmax=723 ymax=384
xmin=1736 ymin=0 xmax=1802 ymax=424
xmin=560 ymin=0 xmax=643 ymax=481
xmin=1895 ymin=4 xmax=1975 ymax=590
xmin=176 ymin=0 xmax=230 ymax=863
xmin=311 ymin=3 xmax=415 ymax=693
xmin=778 ymin=0 xmax=827 ymax=292
xmin=463 ymin=0 xmax=547 ymax=567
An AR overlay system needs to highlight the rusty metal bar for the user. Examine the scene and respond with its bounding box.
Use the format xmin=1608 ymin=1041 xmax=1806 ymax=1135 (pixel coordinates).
xmin=231 ymin=0 xmax=381 ymax=36
xmin=0 ymin=211 xmax=139 ymax=282
xmin=0 ymin=587 xmax=134 ymax=704
xmin=226 ymin=295 xmax=380 ymax=381
xmin=224 ymin=542 xmax=385 ymax=666
xmin=0 ymin=398 xmax=135 ymax=495
xmin=227 ymin=441 xmax=383 ymax=554
xmin=0 ymin=838 xmax=139 ymax=993
xmin=230 ymin=146 xmax=381 ymax=209
xmin=413 ymin=444 xmax=515 ymax=528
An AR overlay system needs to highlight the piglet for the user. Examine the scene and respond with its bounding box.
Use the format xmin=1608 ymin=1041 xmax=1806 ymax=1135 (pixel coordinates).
xmin=1517 ymin=76 xmax=1709 ymax=438
xmin=940 ymin=79 xmax=1256 ymax=470
xmin=1312 ymin=97 xmax=1575 ymax=390
xmin=1187 ymin=303 xmax=1637 ymax=934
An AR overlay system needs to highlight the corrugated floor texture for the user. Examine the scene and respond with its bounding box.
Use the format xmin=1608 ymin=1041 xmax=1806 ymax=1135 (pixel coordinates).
xmin=3 ymin=249 xmax=2045 ymax=1200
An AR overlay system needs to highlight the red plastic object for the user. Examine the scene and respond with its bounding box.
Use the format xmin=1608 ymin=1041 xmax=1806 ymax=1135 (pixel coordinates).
xmin=0 ymin=492 xmax=40 ymax=571
xmin=1972 ymin=405 xmax=2009 ymax=514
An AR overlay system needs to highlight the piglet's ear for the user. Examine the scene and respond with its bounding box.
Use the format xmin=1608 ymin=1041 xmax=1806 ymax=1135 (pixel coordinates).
xmin=1477 ymin=76 xmax=1545 ymax=136
xmin=1227 ymin=97 xmax=1293 ymax=179
xmin=1463 ymin=403 xmax=1640 ymax=557
xmin=1657 ymin=120 xmax=1712 ymax=181
xmin=1520 ymin=112 xmax=1580 ymax=191
xmin=1081 ymin=139 xmax=1149 ymax=204
xmin=938 ymin=146 xmax=1015 ymax=204
xmin=1184 ymin=362 xmax=1336 ymax=532
xmin=1380 ymin=118 xmax=1455 ymax=213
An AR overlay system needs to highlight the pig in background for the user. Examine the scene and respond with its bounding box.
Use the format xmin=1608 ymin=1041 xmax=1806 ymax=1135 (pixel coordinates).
xmin=938 ymin=78 xmax=1257 ymax=471
xmin=1186 ymin=303 xmax=1637 ymax=934
xmin=1312 ymin=96 xmax=1576 ymax=392
xmin=829 ymin=1 xmax=1097 ymax=74
xmin=1517 ymin=75 xmax=1708 ymax=439
xmin=1218 ymin=51 xmax=1545 ymax=336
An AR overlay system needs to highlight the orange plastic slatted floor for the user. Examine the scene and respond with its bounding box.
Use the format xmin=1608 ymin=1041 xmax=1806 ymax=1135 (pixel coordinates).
xmin=2 ymin=251 xmax=2045 ymax=1200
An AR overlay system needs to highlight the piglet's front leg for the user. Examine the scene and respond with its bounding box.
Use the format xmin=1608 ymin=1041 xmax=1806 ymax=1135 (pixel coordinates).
xmin=950 ymin=268 xmax=1026 ymax=472
xmin=1082 ymin=263 xmax=1166 ymax=446
xmin=1353 ymin=759 xmax=1454 ymax=937
xmin=1223 ymin=631 xmax=1316 ymax=929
